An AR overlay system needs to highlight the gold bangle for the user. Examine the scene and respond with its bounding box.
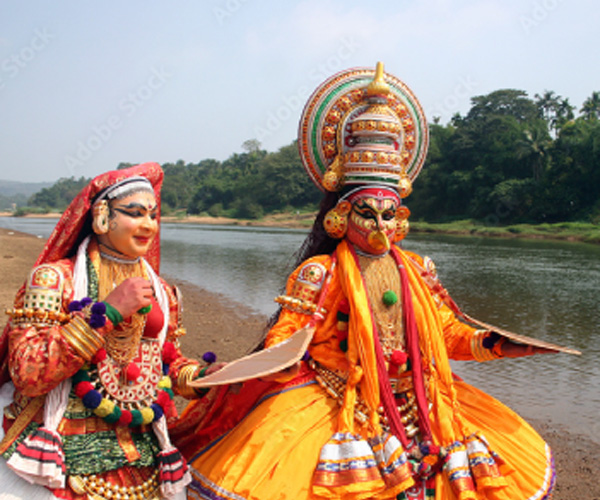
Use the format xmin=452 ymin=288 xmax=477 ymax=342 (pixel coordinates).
xmin=177 ymin=363 xmax=201 ymax=399
xmin=471 ymin=330 xmax=496 ymax=362
xmin=72 ymin=316 xmax=104 ymax=350
xmin=62 ymin=325 xmax=96 ymax=360
xmin=62 ymin=316 xmax=104 ymax=361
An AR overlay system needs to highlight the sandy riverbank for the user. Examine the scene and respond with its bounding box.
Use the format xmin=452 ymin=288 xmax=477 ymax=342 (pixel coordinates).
xmin=0 ymin=227 xmax=598 ymax=499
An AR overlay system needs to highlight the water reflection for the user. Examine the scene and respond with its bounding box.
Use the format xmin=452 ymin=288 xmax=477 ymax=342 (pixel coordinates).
xmin=160 ymin=224 xmax=307 ymax=317
xmin=1 ymin=218 xmax=598 ymax=442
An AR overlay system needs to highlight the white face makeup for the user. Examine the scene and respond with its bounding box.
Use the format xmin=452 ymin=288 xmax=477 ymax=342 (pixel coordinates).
xmin=98 ymin=191 xmax=158 ymax=259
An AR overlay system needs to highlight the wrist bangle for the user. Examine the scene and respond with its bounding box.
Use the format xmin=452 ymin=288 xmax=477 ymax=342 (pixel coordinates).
xmin=103 ymin=302 xmax=123 ymax=326
xmin=62 ymin=315 xmax=105 ymax=361
xmin=198 ymin=366 xmax=208 ymax=378
xmin=472 ymin=330 xmax=498 ymax=362
xmin=177 ymin=364 xmax=202 ymax=399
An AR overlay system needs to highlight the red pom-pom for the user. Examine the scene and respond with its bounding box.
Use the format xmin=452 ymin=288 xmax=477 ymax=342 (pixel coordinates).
xmin=125 ymin=362 xmax=141 ymax=382
xmin=162 ymin=342 xmax=178 ymax=364
xmin=91 ymin=348 xmax=107 ymax=364
xmin=75 ymin=381 xmax=94 ymax=398
xmin=156 ymin=390 xmax=171 ymax=408
xmin=336 ymin=327 xmax=348 ymax=341
xmin=390 ymin=350 xmax=408 ymax=366
xmin=118 ymin=409 xmax=133 ymax=426
xmin=428 ymin=444 xmax=440 ymax=455
xmin=338 ymin=298 xmax=350 ymax=314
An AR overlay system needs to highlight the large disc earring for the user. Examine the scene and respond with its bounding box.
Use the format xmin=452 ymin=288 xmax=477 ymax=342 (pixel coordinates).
xmin=323 ymin=200 xmax=351 ymax=239
xmin=92 ymin=200 xmax=110 ymax=235
xmin=392 ymin=205 xmax=411 ymax=242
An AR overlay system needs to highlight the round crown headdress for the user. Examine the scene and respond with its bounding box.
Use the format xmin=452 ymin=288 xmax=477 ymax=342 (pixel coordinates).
xmin=298 ymin=62 xmax=428 ymax=198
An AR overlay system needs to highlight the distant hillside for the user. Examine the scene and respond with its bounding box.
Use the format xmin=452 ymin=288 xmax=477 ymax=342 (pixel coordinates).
xmin=0 ymin=180 xmax=52 ymax=197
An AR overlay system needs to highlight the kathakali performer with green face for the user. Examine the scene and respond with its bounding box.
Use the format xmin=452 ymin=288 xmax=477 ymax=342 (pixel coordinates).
xmin=173 ymin=63 xmax=564 ymax=500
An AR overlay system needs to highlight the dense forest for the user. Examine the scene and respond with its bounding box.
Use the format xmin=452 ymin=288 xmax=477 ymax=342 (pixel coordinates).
xmin=26 ymin=88 xmax=600 ymax=225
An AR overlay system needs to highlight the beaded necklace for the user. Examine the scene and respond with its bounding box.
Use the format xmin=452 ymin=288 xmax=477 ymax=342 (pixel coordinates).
xmin=71 ymin=343 xmax=176 ymax=426
xmin=73 ymin=239 xmax=176 ymax=426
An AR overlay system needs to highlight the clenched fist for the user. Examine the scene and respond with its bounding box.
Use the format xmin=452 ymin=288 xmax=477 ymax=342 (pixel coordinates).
xmin=104 ymin=277 xmax=154 ymax=319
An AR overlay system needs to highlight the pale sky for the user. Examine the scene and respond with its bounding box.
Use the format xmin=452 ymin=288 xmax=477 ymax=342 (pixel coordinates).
xmin=0 ymin=0 xmax=597 ymax=183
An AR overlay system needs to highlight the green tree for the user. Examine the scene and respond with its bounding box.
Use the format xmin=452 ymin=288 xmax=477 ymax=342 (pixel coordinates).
xmin=30 ymin=177 xmax=90 ymax=210
xmin=580 ymin=91 xmax=600 ymax=121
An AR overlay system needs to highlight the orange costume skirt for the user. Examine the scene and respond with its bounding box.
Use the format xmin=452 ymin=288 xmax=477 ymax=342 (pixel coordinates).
xmin=182 ymin=375 xmax=554 ymax=500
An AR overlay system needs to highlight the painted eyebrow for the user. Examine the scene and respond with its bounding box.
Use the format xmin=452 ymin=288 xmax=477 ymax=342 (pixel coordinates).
xmin=354 ymin=201 xmax=394 ymax=212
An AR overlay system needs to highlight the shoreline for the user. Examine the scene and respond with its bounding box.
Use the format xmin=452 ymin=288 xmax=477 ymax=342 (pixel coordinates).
xmin=0 ymin=227 xmax=598 ymax=498
xmin=2 ymin=212 xmax=598 ymax=245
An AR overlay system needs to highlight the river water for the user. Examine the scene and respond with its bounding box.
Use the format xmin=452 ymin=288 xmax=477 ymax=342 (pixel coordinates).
xmin=1 ymin=217 xmax=599 ymax=444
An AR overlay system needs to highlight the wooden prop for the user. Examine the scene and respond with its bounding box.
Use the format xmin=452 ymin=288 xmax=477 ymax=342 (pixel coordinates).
xmin=408 ymin=255 xmax=581 ymax=356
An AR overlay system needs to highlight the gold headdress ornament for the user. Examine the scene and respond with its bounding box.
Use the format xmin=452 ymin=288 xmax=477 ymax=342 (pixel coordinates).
xmin=298 ymin=62 xmax=428 ymax=198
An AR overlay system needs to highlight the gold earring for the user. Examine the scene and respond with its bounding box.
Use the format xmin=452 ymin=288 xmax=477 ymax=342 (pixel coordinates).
xmin=392 ymin=205 xmax=411 ymax=242
xmin=92 ymin=200 xmax=110 ymax=235
xmin=323 ymin=200 xmax=351 ymax=239
xmin=397 ymin=174 xmax=412 ymax=199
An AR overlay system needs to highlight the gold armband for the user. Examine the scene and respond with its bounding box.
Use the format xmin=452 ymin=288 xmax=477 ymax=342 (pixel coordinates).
xmin=9 ymin=264 xmax=70 ymax=327
xmin=177 ymin=363 xmax=202 ymax=399
xmin=275 ymin=262 xmax=328 ymax=315
xmin=6 ymin=308 xmax=70 ymax=327
xmin=274 ymin=295 xmax=322 ymax=315
xmin=62 ymin=316 xmax=105 ymax=361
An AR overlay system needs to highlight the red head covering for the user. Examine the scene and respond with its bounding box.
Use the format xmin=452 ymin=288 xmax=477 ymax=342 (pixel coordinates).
xmin=36 ymin=162 xmax=164 ymax=272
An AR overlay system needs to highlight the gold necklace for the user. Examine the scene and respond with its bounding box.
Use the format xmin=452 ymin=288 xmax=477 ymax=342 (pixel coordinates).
xmin=358 ymin=253 xmax=405 ymax=355
xmin=98 ymin=257 xmax=147 ymax=368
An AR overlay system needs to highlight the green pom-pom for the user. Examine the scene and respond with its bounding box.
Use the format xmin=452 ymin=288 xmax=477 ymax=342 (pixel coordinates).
xmin=138 ymin=304 xmax=152 ymax=314
xmin=336 ymin=311 xmax=349 ymax=322
xmin=104 ymin=405 xmax=122 ymax=424
xmin=72 ymin=369 xmax=91 ymax=384
xmin=129 ymin=409 xmax=143 ymax=427
xmin=339 ymin=339 xmax=348 ymax=352
xmin=382 ymin=290 xmax=398 ymax=306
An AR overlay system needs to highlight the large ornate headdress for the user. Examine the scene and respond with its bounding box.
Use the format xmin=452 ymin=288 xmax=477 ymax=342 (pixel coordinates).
xmin=298 ymin=62 xmax=428 ymax=198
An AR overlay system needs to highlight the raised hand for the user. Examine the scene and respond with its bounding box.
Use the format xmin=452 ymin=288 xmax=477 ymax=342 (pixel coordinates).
xmin=104 ymin=277 xmax=154 ymax=319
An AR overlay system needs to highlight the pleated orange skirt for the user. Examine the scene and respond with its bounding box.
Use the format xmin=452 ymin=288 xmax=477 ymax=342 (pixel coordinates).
xmin=186 ymin=379 xmax=554 ymax=500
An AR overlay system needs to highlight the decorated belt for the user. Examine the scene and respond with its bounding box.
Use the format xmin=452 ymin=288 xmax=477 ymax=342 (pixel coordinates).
xmin=68 ymin=469 xmax=160 ymax=500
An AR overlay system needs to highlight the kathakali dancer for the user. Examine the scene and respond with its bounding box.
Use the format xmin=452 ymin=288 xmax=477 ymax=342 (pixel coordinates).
xmin=174 ymin=64 xmax=569 ymax=499
xmin=0 ymin=163 xmax=209 ymax=499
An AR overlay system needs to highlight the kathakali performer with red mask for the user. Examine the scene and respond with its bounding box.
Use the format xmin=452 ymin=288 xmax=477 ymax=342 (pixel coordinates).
xmin=0 ymin=163 xmax=212 ymax=500
xmin=174 ymin=64 xmax=569 ymax=500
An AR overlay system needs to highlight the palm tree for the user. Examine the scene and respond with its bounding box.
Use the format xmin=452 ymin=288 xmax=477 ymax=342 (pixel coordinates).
xmin=515 ymin=123 xmax=551 ymax=182
xmin=555 ymin=98 xmax=575 ymax=132
xmin=535 ymin=90 xmax=565 ymax=137
xmin=580 ymin=91 xmax=600 ymax=120
xmin=535 ymin=90 xmax=559 ymax=123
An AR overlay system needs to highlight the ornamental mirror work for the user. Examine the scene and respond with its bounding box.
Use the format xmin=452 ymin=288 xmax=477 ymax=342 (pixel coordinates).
xmin=298 ymin=62 xmax=429 ymax=196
